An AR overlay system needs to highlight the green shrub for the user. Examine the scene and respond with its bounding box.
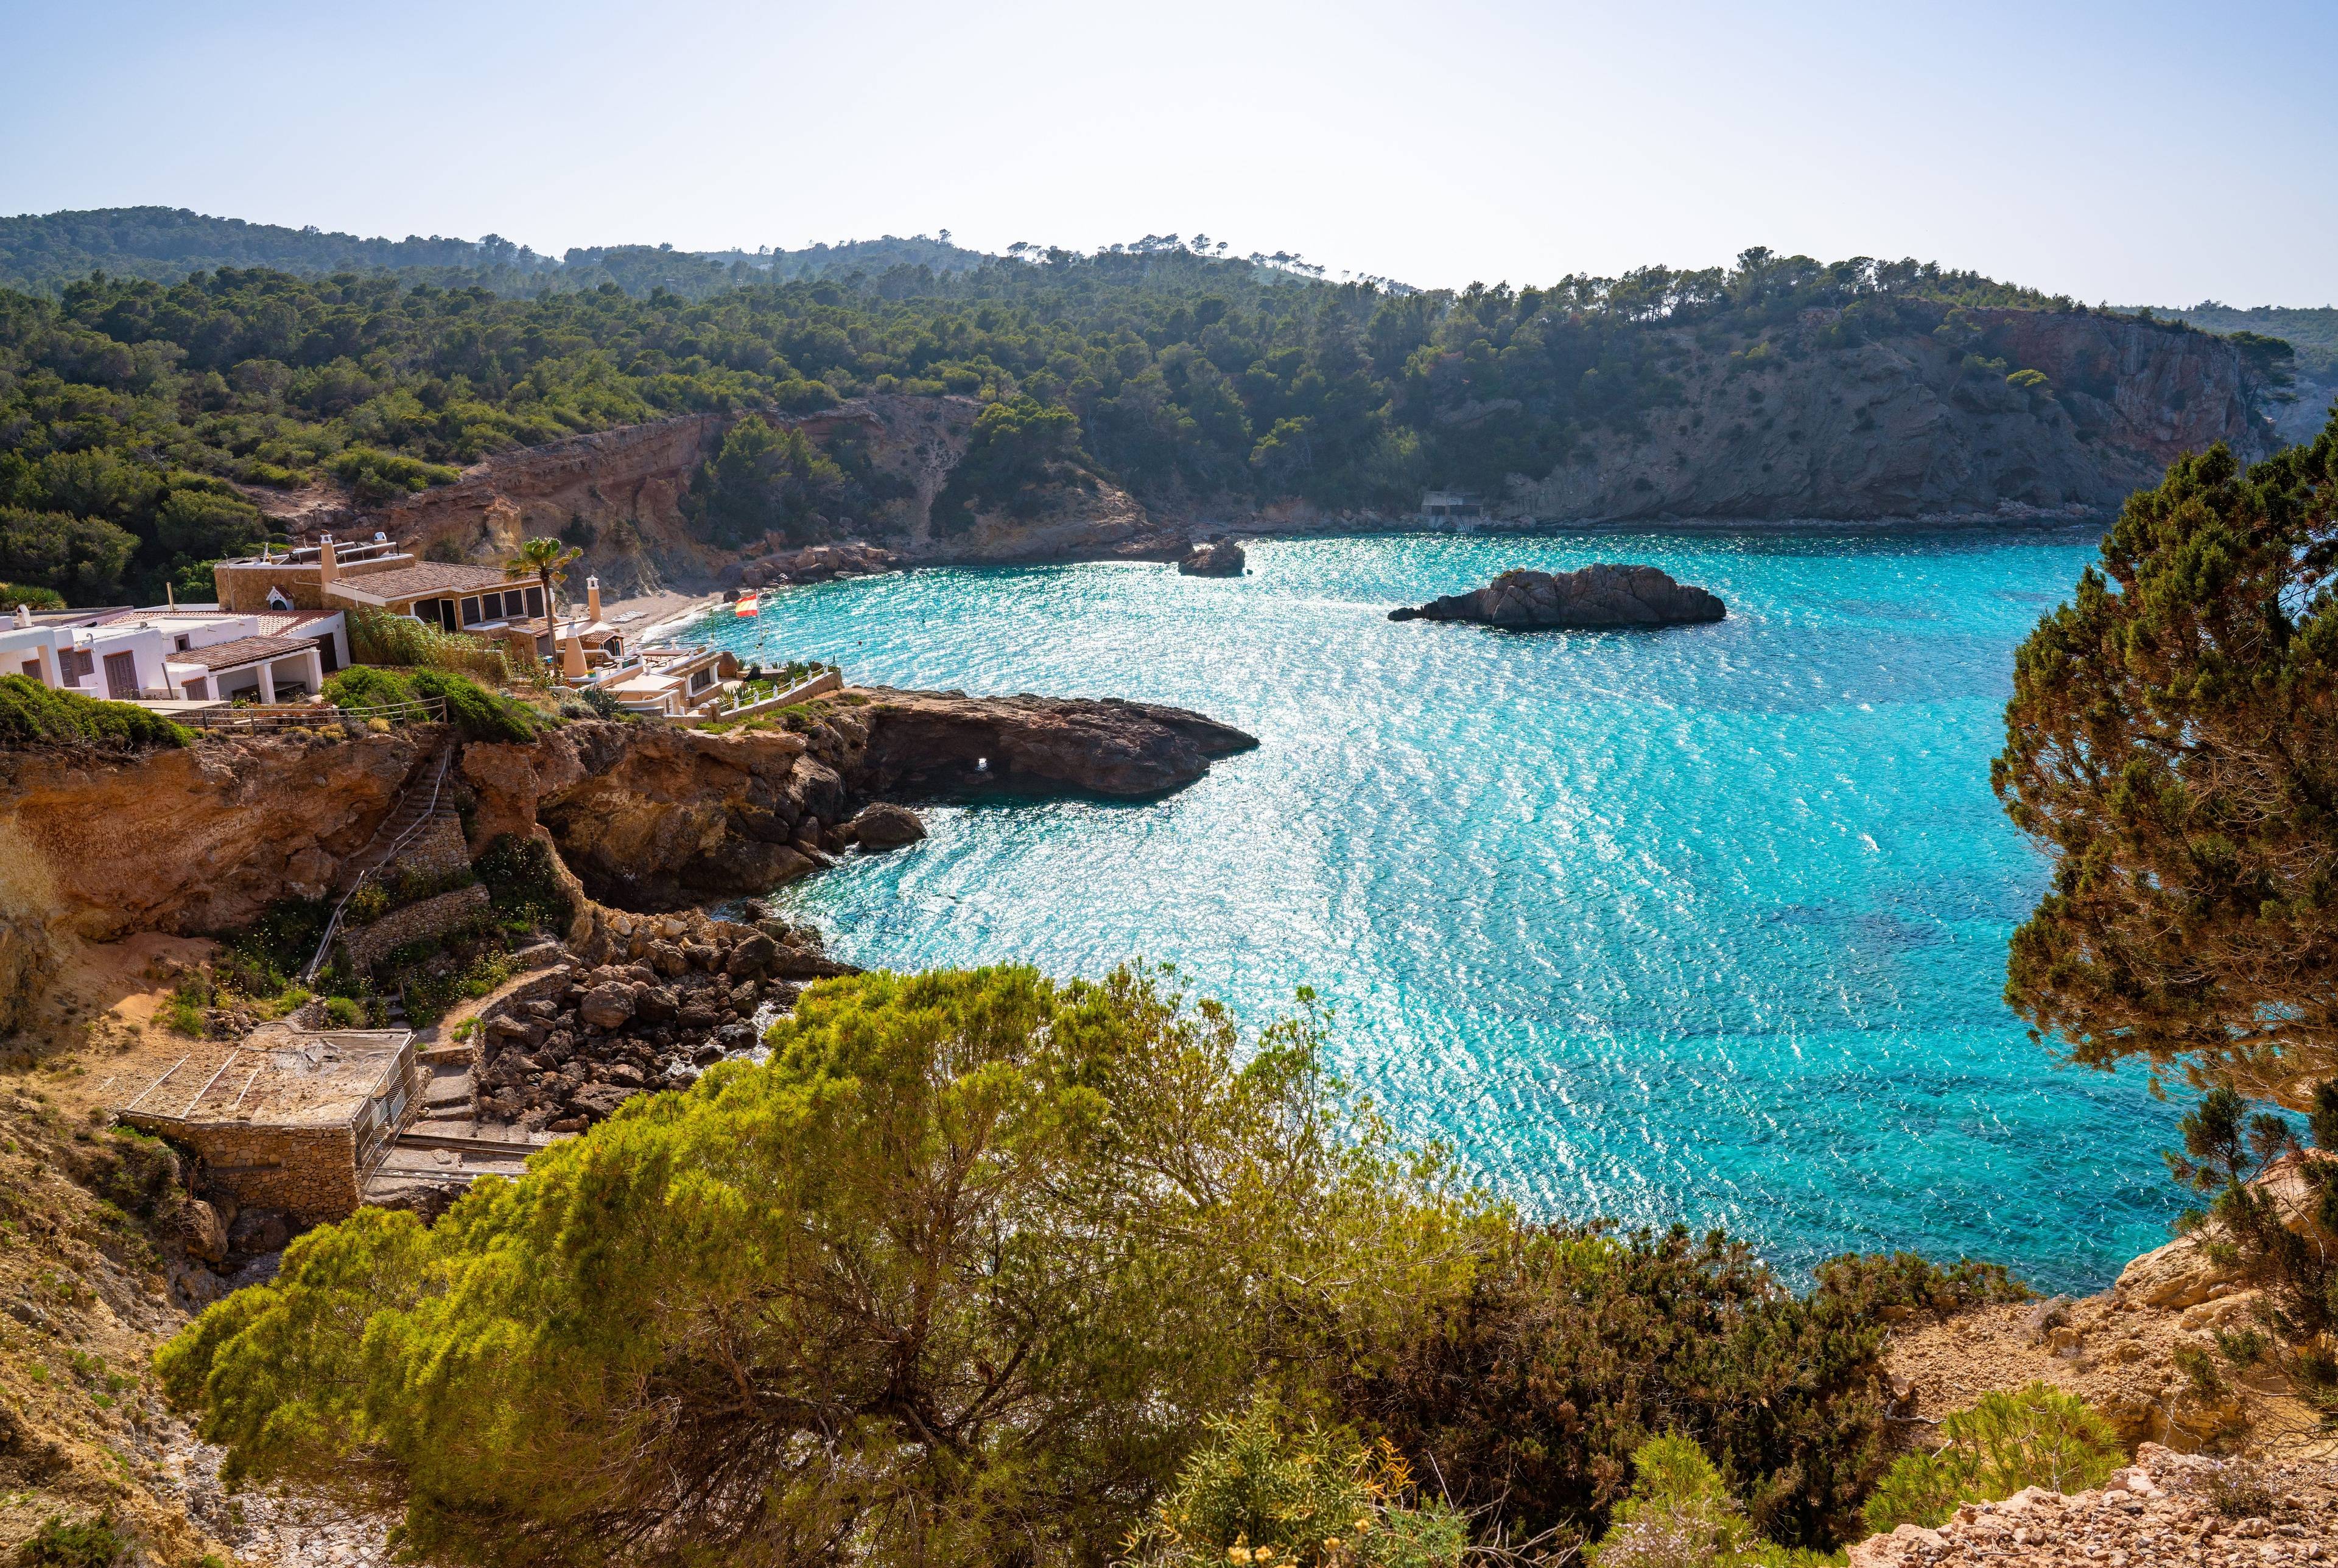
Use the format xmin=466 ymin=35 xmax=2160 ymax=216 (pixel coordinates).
xmin=321 ymin=664 xmax=413 ymax=710
xmin=405 ymin=669 xmax=546 ymax=743
xmin=1810 ymin=1253 xmax=2030 ymax=1322
xmin=1336 ymin=1223 xmax=1894 ymax=1550
xmin=1860 ymin=1384 xmax=2121 ymax=1536
xmin=1586 ymin=1435 xmax=1840 ymax=1568
xmin=475 ymin=833 xmax=574 ymax=933
xmin=328 ymin=446 xmax=461 ymax=502
xmin=0 ymin=581 xmax=66 ymax=611
xmin=1122 ymin=1399 xmax=1467 ymax=1568
xmin=0 ymin=674 xmax=188 ymax=750
xmin=13 ymin=1514 xmax=137 ymax=1568
xmin=322 ymin=996 xmax=365 ymax=1029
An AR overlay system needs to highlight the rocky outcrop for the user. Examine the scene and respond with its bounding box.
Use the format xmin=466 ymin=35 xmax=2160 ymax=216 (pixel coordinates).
xmin=1390 ymin=564 xmax=1725 ymax=628
xmin=843 ymin=688 xmax=1259 ymax=800
xmin=735 ymin=541 xmax=902 ymax=587
xmin=1847 ymin=1444 xmax=2337 ymax=1566
xmin=1178 ymin=539 xmax=1247 ymax=576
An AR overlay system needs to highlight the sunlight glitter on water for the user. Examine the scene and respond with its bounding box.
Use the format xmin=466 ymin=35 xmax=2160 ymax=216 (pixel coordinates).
xmin=695 ymin=531 xmax=2183 ymax=1292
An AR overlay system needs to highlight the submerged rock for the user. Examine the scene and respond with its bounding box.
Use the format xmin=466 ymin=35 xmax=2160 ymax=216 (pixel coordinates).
xmin=1389 ymin=562 xmax=1725 ymax=628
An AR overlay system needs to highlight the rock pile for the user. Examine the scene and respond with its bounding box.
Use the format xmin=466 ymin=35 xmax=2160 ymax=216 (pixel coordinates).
xmin=1389 ymin=563 xmax=1725 ymax=628
xmin=739 ymin=541 xmax=902 ymax=587
xmin=473 ymin=910 xmax=855 ymax=1132
xmin=1848 ymin=1443 xmax=2337 ymax=1565
xmin=1177 ymin=538 xmax=1247 ymax=576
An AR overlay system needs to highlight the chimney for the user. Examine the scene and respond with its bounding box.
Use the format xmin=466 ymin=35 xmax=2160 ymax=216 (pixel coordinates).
xmin=586 ymin=576 xmax=603 ymax=622
xmin=318 ymin=533 xmax=339 ymax=587
xmin=563 ymin=630 xmax=589 ymax=680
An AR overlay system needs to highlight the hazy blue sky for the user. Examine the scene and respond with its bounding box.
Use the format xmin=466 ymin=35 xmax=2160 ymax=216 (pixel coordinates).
xmin=5 ymin=0 xmax=2333 ymax=304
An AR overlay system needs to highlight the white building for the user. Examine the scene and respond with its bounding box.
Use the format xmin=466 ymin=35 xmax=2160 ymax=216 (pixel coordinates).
xmin=1 ymin=605 xmax=342 ymax=704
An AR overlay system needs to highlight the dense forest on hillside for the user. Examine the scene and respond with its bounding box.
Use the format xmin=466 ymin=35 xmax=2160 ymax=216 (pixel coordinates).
xmin=0 ymin=207 xmax=989 ymax=302
xmin=0 ymin=220 xmax=2246 ymax=604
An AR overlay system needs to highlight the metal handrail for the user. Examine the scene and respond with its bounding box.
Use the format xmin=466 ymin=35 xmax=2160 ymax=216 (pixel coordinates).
xmin=303 ymin=742 xmax=456 ymax=984
xmin=171 ymin=695 xmax=448 ymax=734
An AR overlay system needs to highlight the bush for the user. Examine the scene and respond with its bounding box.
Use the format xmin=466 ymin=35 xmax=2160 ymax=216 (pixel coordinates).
xmin=1335 ymin=1223 xmax=1894 ymax=1550
xmin=1860 ymin=1384 xmax=2122 ymax=1535
xmin=321 ymin=664 xmax=414 ymax=710
xmin=474 ymin=833 xmax=574 ymax=933
xmin=322 ymin=996 xmax=365 ymax=1029
xmin=1122 ymin=1399 xmax=1467 ymax=1568
xmin=328 ymin=446 xmax=462 ymax=502
xmin=406 ymin=669 xmax=546 ymax=743
xmin=1810 ymin=1253 xmax=2031 ymax=1322
xmin=0 ymin=581 xmax=66 ymax=611
xmin=0 ymin=674 xmax=188 ymax=750
xmin=13 ymin=1515 xmax=137 ymax=1568
xmin=1585 ymin=1435 xmax=1838 ymax=1568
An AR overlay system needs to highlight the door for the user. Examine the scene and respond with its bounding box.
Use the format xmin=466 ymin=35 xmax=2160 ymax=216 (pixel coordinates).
xmin=312 ymin=632 xmax=339 ymax=673
xmin=103 ymin=650 xmax=138 ymax=699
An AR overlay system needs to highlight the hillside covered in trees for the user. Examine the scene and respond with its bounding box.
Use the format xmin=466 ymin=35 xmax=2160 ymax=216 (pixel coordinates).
xmin=0 ymin=210 xmax=2299 ymax=604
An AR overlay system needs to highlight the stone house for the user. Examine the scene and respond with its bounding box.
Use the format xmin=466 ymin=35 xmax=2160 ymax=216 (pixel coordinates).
xmin=116 ymin=1027 xmax=420 ymax=1223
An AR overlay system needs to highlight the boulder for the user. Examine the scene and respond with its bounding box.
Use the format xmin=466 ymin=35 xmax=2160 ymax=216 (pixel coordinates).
xmin=849 ymin=802 xmax=927 ymax=850
xmin=725 ymin=932 xmax=778 ymax=978
xmin=226 ymin=1208 xmax=291 ymax=1256
xmin=181 ymin=1199 xmax=228 ymax=1264
xmin=578 ymin=982 xmax=637 ymax=1030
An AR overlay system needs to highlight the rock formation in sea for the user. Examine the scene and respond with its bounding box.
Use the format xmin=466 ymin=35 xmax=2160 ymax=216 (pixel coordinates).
xmin=1388 ymin=563 xmax=1726 ymax=628
xmin=1177 ymin=539 xmax=1246 ymax=576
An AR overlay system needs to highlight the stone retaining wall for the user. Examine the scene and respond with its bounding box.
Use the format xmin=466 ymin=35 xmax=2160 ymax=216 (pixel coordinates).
xmin=345 ymin=882 xmax=491 ymax=973
xmin=119 ymin=1117 xmax=362 ymax=1223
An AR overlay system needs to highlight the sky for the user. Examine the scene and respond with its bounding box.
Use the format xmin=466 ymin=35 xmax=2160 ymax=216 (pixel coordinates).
xmin=4 ymin=0 xmax=2334 ymax=305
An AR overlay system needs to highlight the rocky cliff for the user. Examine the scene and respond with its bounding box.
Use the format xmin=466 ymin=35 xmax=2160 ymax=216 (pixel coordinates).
xmin=1491 ymin=307 xmax=2281 ymax=525
xmin=0 ymin=689 xmax=1257 ymax=1027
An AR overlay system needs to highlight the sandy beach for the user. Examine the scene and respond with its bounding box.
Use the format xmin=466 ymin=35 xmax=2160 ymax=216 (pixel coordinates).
xmin=603 ymin=587 xmax=728 ymax=643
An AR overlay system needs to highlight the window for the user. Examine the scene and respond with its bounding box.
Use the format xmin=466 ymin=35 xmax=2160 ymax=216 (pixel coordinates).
xmin=460 ymin=597 xmax=482 ymax=625
xmin=181 ymin=677 xmax=208 ymax=699
xmin=60 ymin=648 xmax=94 ymax=687
xmin=689 ymin=667 xmax=713 ymax=692
xmin=525 ymin=586 xmax=544 ymax=619
xmin=20 ymin=660 xmax=37 ymax=679
xmin=173 ymin=634 xmax=190 ymax=653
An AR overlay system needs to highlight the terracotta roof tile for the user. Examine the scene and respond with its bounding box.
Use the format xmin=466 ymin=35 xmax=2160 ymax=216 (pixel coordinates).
xmin=175 ymin=635 xmax=318 ymax=671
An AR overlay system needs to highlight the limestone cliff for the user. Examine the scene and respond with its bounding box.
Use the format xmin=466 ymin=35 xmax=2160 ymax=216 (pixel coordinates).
xmin=0 ymin=690 xmax=1257 ymax=1024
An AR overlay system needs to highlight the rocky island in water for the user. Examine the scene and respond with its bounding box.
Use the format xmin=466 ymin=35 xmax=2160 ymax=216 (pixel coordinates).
xmin=1389 ymin=562 xmax=1727 ymax=628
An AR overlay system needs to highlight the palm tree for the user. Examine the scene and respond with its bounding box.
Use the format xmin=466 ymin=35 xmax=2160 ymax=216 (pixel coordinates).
xmin=507 ymin=536 xmax=581 ymax=627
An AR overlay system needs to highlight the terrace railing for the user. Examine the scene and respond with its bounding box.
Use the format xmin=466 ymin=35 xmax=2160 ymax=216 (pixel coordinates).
xmin=166 ymin=695 xmax=447 ymax=735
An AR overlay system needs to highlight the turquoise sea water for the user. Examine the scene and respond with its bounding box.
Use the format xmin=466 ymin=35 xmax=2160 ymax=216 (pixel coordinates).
xmin=687 ymin=532 xmax=2185 ymax=1292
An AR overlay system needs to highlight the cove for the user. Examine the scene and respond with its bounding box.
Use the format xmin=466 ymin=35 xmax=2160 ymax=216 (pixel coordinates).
xmin=689 ymin=531 xmax=2186 ymax=1293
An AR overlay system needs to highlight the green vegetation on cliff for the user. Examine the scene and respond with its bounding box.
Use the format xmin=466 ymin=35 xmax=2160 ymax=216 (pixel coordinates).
xmin=2 ymin=233 xmax=2135 ymax=603
xmin=157 ymin=964 xmax=2011 ymax=1565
